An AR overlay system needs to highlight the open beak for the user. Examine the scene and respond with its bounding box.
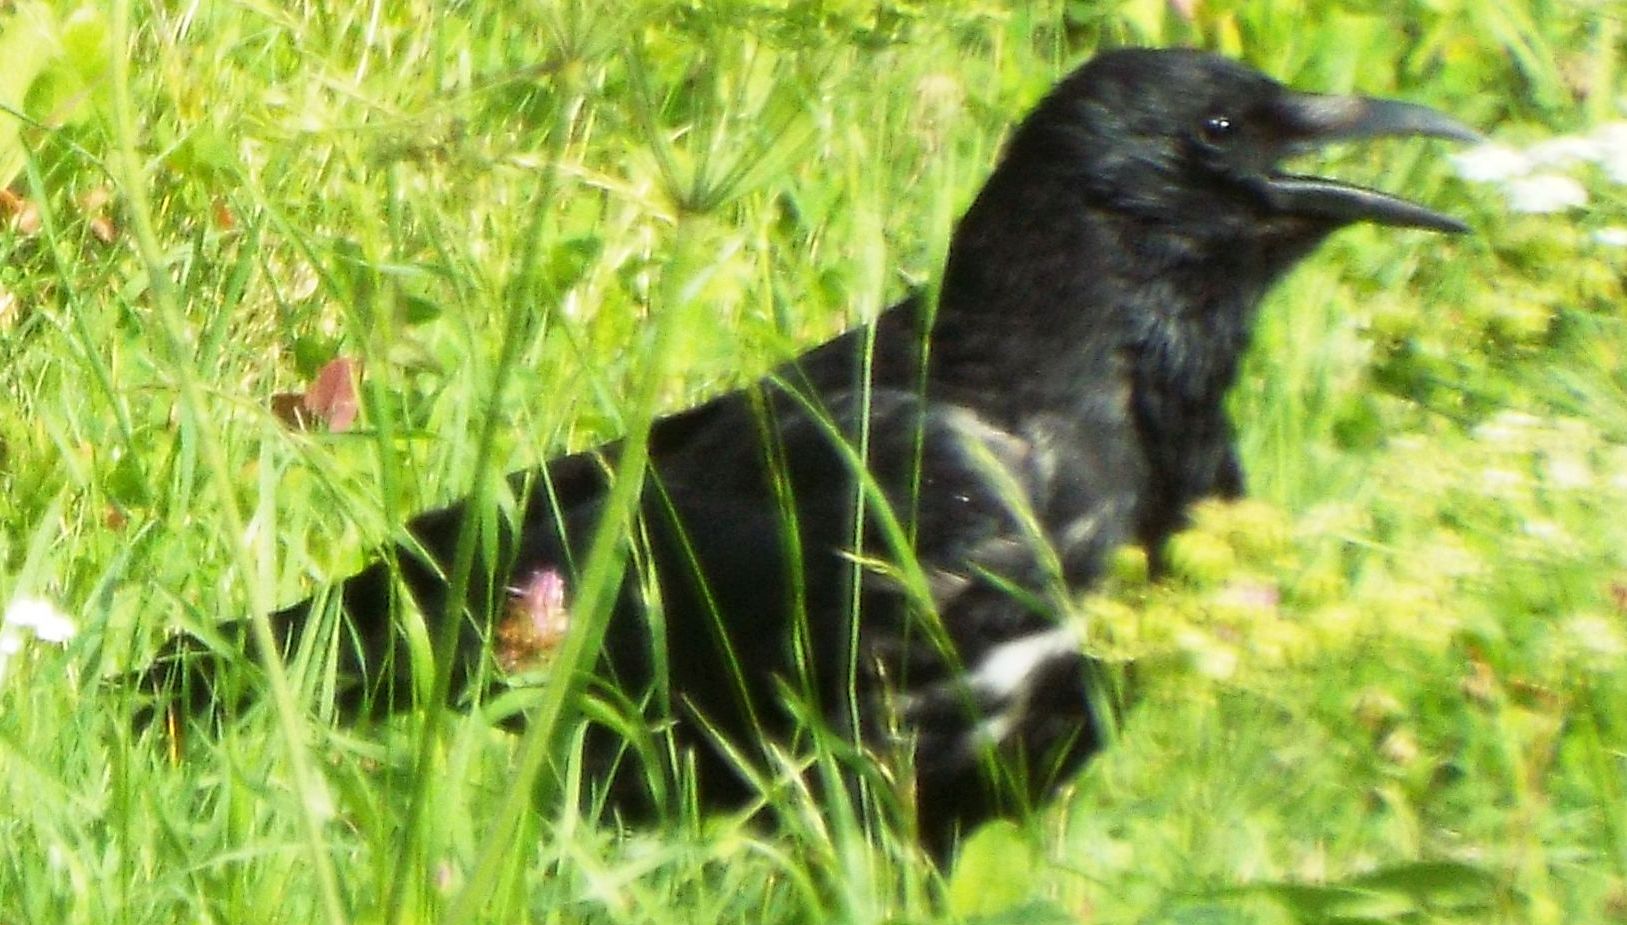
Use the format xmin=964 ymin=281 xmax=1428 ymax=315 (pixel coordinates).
xmin=1259 ymin=92 xmax=1481 ymax=233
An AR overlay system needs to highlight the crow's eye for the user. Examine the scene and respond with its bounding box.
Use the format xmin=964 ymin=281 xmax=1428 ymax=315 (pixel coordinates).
xmin=1199 ymin=115 xmax=1235 ymax=145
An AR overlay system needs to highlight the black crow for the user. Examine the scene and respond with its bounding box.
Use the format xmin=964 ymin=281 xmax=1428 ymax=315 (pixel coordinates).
xmin=137 ymin=48 xmax=1475 ymax=855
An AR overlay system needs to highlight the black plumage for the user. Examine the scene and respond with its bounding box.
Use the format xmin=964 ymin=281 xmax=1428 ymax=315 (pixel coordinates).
xmin=138 ymin=48 xmax=1475 ymax=855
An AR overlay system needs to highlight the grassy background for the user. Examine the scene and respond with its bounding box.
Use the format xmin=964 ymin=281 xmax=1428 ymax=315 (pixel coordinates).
xmin=1 ymin=0 xmax=1625 ymax=922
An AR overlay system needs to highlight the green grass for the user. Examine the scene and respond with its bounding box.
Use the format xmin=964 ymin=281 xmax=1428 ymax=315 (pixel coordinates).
xmin=1 ymin=0 xmax=1625 ymax=922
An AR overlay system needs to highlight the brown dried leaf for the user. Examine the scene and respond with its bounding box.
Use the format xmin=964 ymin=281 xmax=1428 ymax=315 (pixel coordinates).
xmin=1461 ymin=652 xmax=1498 ymax=705
xmin=270 ymin=392 xmax=310 ymax=429
xmin=0 ymin=188 xmax=40 ymax=236
xmin=304 ymin=356 xmax=361 ymax=432
xmin=79 ymin=186 xmax=111 ymax=212
xmin=88 ymin=215 xmax=116 ymax=244
xmin=78 ymin=187 xmax=118 ymax=243
xmin=1378 ymin=727 xmax=1420 ymax=766
xmin=212 ymin=197 xmax=236 ymax=231
xmin=271 ymin=356 xmax=362 ymax=432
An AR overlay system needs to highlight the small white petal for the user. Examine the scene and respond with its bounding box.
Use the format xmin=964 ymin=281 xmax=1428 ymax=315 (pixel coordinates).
xmin=5 ymin=598 xmax=50 ymax=629
xmin=1523 ymin=519 xmax=1566 ymax=543
xmin=1195 ymin=643 xmax=1238 ymax=680
xmin=3 ymin=597 xmax=77 ymax=643
xmin=1594 ymin=227 xmax=1627 ymax=247
xmin=1543 ymin=454 xmax=1592 ymax=488
xmin=1480 ymin=467 xmax=1527 ymax=494
xmin=0 ymin=627 xmax=24 ymax=655
xmin=1564 ymin=613 xmax=1627 ymax=662
xmin=1527 ymin=135 xmax=1602 ymax=167
xmin=1504 ymin=174 xmax=1588 ymax=213
xmin=1590 ymin=122 xmax=1627 ymax=184
xmin=30 ymin=611 xmax=76 ymax=644
xmin=1592 ymin=122 xmax=1627 ymax=145
xmin=1600 ymin=152 xmax=1627 ymax=186
xmin=1451 ymin=143 xmax=1533 ymax=182
xmin=1473 ymin=410 xmax=1543 ymax=444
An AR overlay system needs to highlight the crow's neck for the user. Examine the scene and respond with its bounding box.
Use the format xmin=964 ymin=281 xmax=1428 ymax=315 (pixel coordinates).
xmin=927 ymin=192 xmax=1323 ymax=534
xmin=931 ymin=199 xmax=1305 ymax=413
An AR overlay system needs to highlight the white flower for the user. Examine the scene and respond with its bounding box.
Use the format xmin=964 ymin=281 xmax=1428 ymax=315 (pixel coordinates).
xmin=1542 ymin=453 xmax=1592 ymax=489
xmin=1451 ymin=143 xmax=1533 ymax=183
xmin=1527 ymin=135 xmax=1601 ymax=168
xmin=1474 ymin=410 xmax=1544 ymax=444
xmin=1479 ymin=467 xmax=1528 ymax=495
xmin=1177 ymin=629 xmax=1238 ymax=680
xmin=1610 ymin=450 xmax=1627 ymax=494
xmin=0 ymin=596 xmax=75 ymax=689
xmin=1503 ymin=174 xmax=1588 ymax=213
xmin=1595 ymin=227 xmax=1627 ymax=247
xmin=4 ymin=597 xmax=76 ymax=643
xmin=1522 ymin=519 xmax=1568 ymax=544
xmin=1564 ymin=613 xmax=1627 ymax=665
xmin=1591 ymin=122 xmax=1627 ymax=185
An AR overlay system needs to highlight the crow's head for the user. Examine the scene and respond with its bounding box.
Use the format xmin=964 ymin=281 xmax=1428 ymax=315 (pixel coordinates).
xmin=1009 ymin=48 xmax=1477 ymax=243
